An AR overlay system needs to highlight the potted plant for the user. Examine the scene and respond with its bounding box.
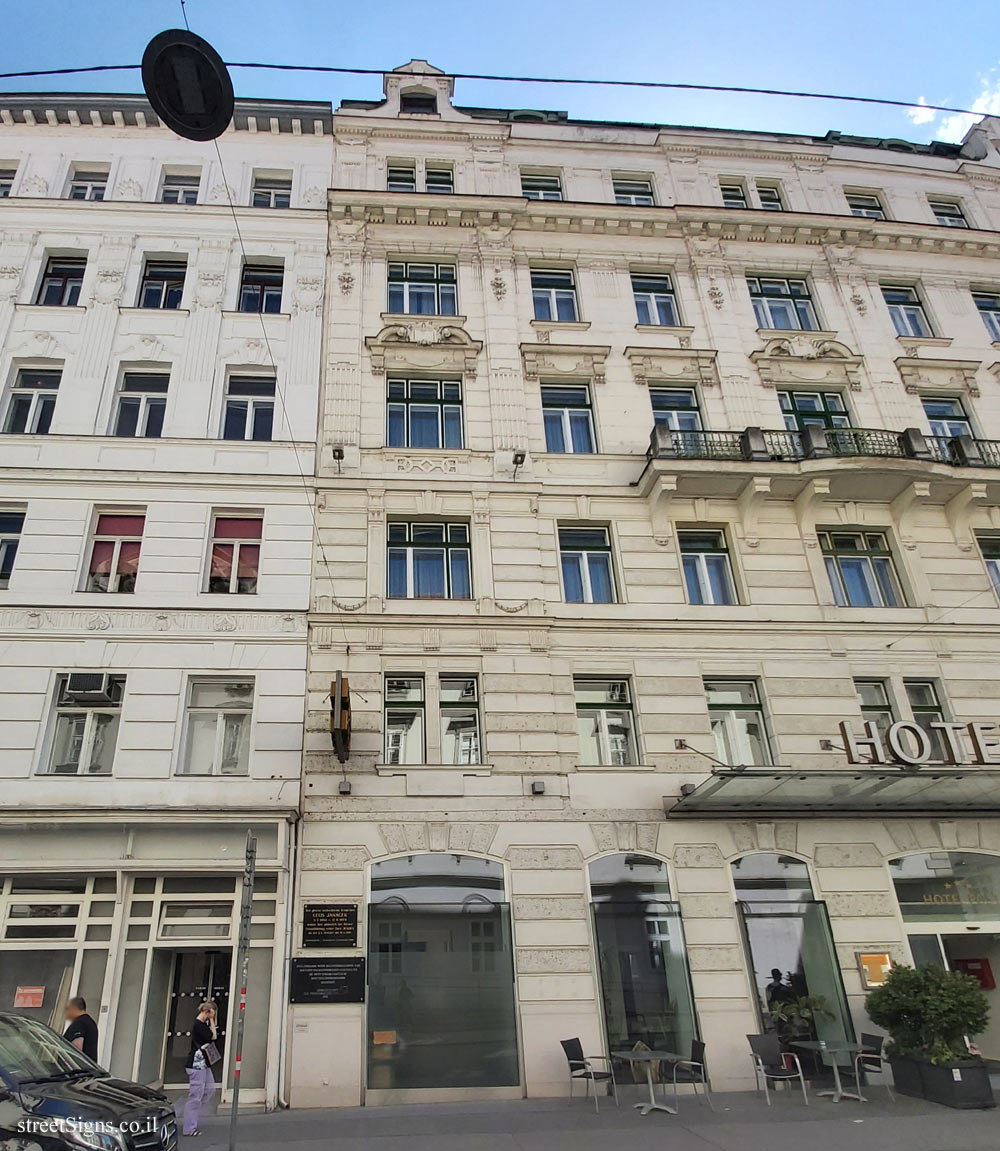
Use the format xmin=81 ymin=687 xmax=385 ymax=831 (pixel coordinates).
xmin=865 ymin=964 xmax=994 ymax=1109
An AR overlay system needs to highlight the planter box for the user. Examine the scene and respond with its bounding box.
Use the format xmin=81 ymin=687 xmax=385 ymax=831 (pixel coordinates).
xmin=890 ymin=1056 xmax=995 ymax=1110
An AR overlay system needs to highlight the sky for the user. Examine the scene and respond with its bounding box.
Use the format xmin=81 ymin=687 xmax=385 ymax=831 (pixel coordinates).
xmin=2 ymin=0 xmax=999 ymax=144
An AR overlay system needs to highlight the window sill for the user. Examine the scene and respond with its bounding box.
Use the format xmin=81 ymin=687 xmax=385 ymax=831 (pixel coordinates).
xmin=574 ymin=762 xmax=656 ymax=772
xmin=755 ymin=327 xmax=839 ymax=341
xmin=14 ymin=302 xmax=86 ymax=313
xmin=634 ymin=324 xmax=696 ymax=338
xmin=118 ymin=306 xmax=190 ymax=317
xmin=380 ymin=312 xmax=468 ymax=325
xmin=376 ymin=762 xmax=492 ymax=776
xmin=531 ymin=319 xmax=591 ymax=332
xmin=177 ymin=772 xmax=250 ymax=778
xmin=896 ymin=335 xmax=953 ymax=350
xmin=37 ymin=772 xmax=111 ymax=778
xmin=221 ymin=310 xmax=291 ymax=320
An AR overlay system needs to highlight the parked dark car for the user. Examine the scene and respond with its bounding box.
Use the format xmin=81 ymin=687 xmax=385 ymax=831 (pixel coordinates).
xmin=0 ymin=1011 xmax=177 ymax=1150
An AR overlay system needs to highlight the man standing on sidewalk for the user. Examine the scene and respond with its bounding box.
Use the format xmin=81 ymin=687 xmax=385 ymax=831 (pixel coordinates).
xmin=63 ymin=997 xmax=98 ymax=1062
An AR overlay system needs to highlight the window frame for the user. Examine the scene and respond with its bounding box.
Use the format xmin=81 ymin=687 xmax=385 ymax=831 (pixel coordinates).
xmin=747 ymin=276 xmax=820 ymax=331
xmin=386 ymin=377 xmax=463 ymax=450
xmin=704 ymin=677 xmax=772 ymax=766
xmin=251 ymin=175 xmax=292 ymax=209
xmin=904 ymin=679 xmax=949 ymax=762
xmin=846 ymin=191 xmax=887 ymax=220
xmin=679 ymin=529 xmax=738 ymax=606
xmin=881 ymin=284 xmax=933 ymax=338
xmin=854 ymin=679 xmax=895 ymax=739
xmin=0 ymin=168 xmax=15 ymax=197
xmin=44 ymin=674 xmax=125 ymax=776
xmin=819 ymin=529 xmax=905 ymax=608
xmin=972 ymin=292 xmax=1000 ymax=342
xmin=613 ymin=176 xmax=654 ymax=206
xmin=558 ymin=525 xmax=617 ymax=604
xmin=3 ymin=368 xmax=61 ymax=435
xmin=649 ymin=386 xmax=702 ymax=432
xmin=921 ymin=395 xmax=973 ymax=441
xmin=113 ymin=372 xmax=168 ymax=439
xmin=632 ymin=272 xmax=680 ymax=327
xmin=531 ymin=268 xmax=579 ymax=323
xmin=976 ymin=534 xmax=1000 ymax=600
xmin=425 ymin=166 xmax=454 ymax=193
xmin=138 ymin=260 xmax=186 ymax=310
xmin=35 ymin=257 xmax=86 ymax=307
xmin=84 ymin=512 xmax=145 ymax=594
xmin=387 ymin=165 xmax=417 ymax=193
xmin=223 ymin=376 xmax=276 ymax=442
xmin=238 ymin=263 xmax=283 ymax=314
xmin=928 ymin=198 xmax=968 ymax=227
xmin=386 ymin=261 xmax=457 ymax=316
xmin=386 ymin=521 xmax=472 ymax=601
xmin=67 ymin=171 xmax=107 ymax=201
xmin=384 ymin=675 xmax=426 ymax=764
xmin=574 ymin=677 xmax=638 ymax=766
xmin=0 ymin=510 xmax=25 ymax=589
xmin=439 ymin=674 xmax=481 ymax=765
xmin=541 ymin=383 xmax=596 ymax=454
xmin=778 ymin=389 xmax=850 ymax=431
xmin=720 ymin=181 xmax=749 ymax=209
xmin=160 ymin=171 xmax=199 ymax=204
xmin=521 ymin=172 xmax=563 ymax=201
xmin=181 ymin=678 xmax=254 ymax=777
xmin=756 ymin=181 xmax=785 ymax=211
xmin=206 ymin=514 xmax=263 ymax=595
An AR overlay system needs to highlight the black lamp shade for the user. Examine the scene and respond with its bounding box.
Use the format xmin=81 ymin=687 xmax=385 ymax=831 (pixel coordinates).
xmin=142 ymin=29 xmax=234 ymax=142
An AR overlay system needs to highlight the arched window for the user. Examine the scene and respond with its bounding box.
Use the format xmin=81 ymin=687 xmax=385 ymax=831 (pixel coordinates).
xmin=589 ymin=854 xmax=698 ymax=1060
xmin=367 ymin=855 xmax=517 ymax=1092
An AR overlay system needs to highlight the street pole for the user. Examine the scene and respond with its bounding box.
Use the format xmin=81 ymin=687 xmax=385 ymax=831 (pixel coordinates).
xmin=228 ymin=831 xmax=257 ymax=1151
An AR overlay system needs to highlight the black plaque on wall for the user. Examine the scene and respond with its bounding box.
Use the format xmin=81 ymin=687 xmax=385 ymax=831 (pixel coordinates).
xmin=289 ymin=957 xmax=365 ymax=1004
xmin=302 ymin=903 xmax=358 ymax=948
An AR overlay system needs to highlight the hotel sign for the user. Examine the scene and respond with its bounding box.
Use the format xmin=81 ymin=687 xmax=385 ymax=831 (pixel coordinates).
xmin=839 ymin=721 xmax=1000 ymax=767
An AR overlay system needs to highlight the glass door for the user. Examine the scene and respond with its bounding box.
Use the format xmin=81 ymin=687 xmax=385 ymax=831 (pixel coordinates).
xmin=162 ymin=949 xmax=231 ymax=1086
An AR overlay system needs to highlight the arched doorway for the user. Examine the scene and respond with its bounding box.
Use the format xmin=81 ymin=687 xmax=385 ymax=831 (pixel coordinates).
xmin=366 ymin=854 xmax=518 ymax=1092
xmin=732 ymin=853 xmax=852 ymax=1052
xmin=890 ymin=851 xmax=1000 ymax=1060
xmin=589 ymin=854 xmax=698 ymax=1061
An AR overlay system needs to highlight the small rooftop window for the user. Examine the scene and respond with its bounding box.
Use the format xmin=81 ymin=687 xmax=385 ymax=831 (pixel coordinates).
xmin=400 ymin=92 xmax=437 ymax=115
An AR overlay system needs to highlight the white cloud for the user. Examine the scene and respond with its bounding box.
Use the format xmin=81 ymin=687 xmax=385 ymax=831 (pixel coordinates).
xmin=936 ymin=69 xmax=1000 ymax=142
xmin=907 ymin=97 xmax=937 ymax=126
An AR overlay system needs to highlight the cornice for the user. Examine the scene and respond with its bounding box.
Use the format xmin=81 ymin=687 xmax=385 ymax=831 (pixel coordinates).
xmin=0 ymin=606 xmax=308 ymax=636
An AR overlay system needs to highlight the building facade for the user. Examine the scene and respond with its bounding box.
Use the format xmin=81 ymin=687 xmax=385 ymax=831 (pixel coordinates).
xmin=293 ymin=64 xmax=1000 ymax=1105
xmin=0 ymin=93 xmax=330 ymax=1108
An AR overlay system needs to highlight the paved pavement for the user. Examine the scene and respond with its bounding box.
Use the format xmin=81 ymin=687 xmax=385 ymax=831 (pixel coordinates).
xmin=186 ymin=1086 xmax=999 ymax=1151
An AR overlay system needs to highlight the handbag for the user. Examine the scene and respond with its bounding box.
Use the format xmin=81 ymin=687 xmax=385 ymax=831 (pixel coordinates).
xmin=202 ymin=1041 xmax=222 ymax=1066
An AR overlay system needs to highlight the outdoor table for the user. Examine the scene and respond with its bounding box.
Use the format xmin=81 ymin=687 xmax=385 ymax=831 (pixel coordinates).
xmin=612 ymin=1050 xmax=682 ymax=1115
xmin=791 ymin=1040 xmax=863 ymax=1102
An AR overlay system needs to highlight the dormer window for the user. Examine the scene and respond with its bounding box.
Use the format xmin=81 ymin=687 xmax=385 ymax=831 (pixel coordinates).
xmin=400 ymin=92 xmax=437 ymax=115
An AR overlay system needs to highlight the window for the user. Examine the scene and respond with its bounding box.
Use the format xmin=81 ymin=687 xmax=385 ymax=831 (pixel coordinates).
xmin=161 ymin=171 xmax=199 ymax=204
xmin=977 ymin=535 xmax=1000 ymax=599
xmin=756 ymin=182 xmax=784 ymax=210
xmin=531 ymin=268 xmax=578 ymax=322
xmin=650 ymin=387 xmax=701 ymax=431
xmin=614 ymin=177 xmax=654 ymax=206
xmin=929 ymin=198 xmax=967 ymax=227
xmin=384 ymin=676 xmax=425 ymax=763
xmin=3 ymin=369 xmax=60 ymax=434
xmin=387 ymin=165 xmax=417 ymax=192
xmin=425 ymin=166 xmax=453 ymax=193
xmin=521 ymin=173 xmax=563 ymax=200
xmin=207 ymin=515 xmax=262 ymax=594
xmin=113 ymin=373 xmax=167 ymax=438
xmin=0 ymin=511 xmax=24 ymax=588
xmin=440 ymin=675 xmax=480 ymax=764
xmin=239 ymin=264 xmax=283 ymax=314
xmin=386 ymin=378 xmax=462 ymax=449
xmin=559 ymin=526 xmax=616 ymax=604
xmin=541 ymin=384 xmax=595 ymax=453
xmin=68 ymin=170 xmax=106 ymax=201
xmin=223 ymin=377 xmax=275 ymax=441
xmin=0 ymin=168 xmax=15 ymax=197
xmin=778 ymin=390 xmax=849 ymax=431
xmin=882 ymin=285 xmax=932 ymax=338
xmin=846 ymin=192 xmax=886 ymax=219
xmin=251 ymin=175 xmax=291 ymax=208
xmin=922 ymin=396 xmax=972 ymax=443
xmin=748 ymin=277 xmax=819 ymax=331
xmin=138 ymin=260 xmax=185 ymax=309
xmin=679 ymin=530 xmax=737 ymax=605
xmin=35 ymin=257 xmax=85 ymax=306
xmin=632 ymin=273 xmax=680 ymax=326
xmin=575 ymin=678 xmax=637 ymax=765
xmin=85 ymin=513 xmax=144 ymax=593
xmin=387 ymin=261 xmax=457 ymax=315
xmin=904 ymin=680 xmax=948 ymax=762
xmin=387 ymin=522 xmax=471 ymax=600
xmin=855 ymin=679 xmax=894 ymax=739
xmin=819 ymin=530 xmax=904 ymax=608
xmin=46 ymin=674 xmax=125 ymax=775
xmin=705 ymin=679 xmax=770 ymax=766
xmin=400 ymin=92 xmax=437 ymax=114
xmin=973 ymin=292 xmax=1000 ymax=342
xmin=182 ymin=679 xmax=254 ymax=776
xmin=720 ymin=182 xmax=749 ymax=209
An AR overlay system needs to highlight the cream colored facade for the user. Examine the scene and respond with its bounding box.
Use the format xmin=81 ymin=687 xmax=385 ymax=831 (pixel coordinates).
xmin=292 ymin=64 xmax=1000 ymax=1105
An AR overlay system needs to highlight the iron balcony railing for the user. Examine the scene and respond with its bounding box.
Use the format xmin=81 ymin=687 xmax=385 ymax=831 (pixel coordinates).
xmin=648 ymin=423 xmax=1000 ymax=468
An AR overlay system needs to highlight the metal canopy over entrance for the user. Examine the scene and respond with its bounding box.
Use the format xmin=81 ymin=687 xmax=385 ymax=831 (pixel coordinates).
xmin=668 ymin=768 xmax=1000 ymax=816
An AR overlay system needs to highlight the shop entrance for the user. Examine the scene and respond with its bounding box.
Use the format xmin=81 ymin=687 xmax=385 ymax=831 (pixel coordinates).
xmin=161 ymin=950 xmax=231 ymax=1086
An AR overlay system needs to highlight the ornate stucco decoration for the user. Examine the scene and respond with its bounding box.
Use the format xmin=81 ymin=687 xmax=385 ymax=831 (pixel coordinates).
xmin=750 ymin=336 xmax=864 ymax=391
xmin=520 ymin=343 xmax=611 ymax=385
xmin=624 ymin=346 xmax=718 ymax=389
xmin=366 ymin=318 xmax=482 ymax=380
xmin=896 ymin=357 xmax=982 ymax=398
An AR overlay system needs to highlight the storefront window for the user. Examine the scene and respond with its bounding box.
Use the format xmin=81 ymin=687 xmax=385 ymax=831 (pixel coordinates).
xmin=367 ymin=855 xmax=518 ymax=1090
xmin=890 ymin=852 xmax=1000 ymax=921
xmin=589 ymin=854 xmax=698 ymax=1064
xmin=733 ymin=853 xmax=853 ymax=1051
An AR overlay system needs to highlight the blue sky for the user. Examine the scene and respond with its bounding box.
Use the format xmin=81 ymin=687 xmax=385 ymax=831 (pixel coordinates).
xmin=2 ymin=0 xmax=997 ymax=142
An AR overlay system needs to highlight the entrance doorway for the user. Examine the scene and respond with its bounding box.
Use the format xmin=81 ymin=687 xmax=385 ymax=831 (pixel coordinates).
xmin=159 ymin=950 xmax=232 ymax=1087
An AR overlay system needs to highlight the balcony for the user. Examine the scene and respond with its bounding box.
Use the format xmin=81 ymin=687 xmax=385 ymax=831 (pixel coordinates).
xmin=649 ymin=423 xmax=1000 ymax=469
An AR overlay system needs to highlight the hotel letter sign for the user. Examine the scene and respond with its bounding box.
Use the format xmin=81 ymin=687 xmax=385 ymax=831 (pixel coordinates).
xmin=839 ymin=720 xmax=1000 ymax=766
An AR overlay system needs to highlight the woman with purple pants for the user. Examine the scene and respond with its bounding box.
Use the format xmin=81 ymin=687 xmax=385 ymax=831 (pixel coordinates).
xmin=183 ymin=1000 xmax=219 ymax=1137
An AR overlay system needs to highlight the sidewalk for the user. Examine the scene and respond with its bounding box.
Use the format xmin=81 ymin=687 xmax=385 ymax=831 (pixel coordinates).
xmin=188 ymin=1088 xmax=999 ymax=1151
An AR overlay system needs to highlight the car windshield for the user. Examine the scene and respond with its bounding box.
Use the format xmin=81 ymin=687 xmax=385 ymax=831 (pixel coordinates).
xmin=0 ymin=1015 xmax=98 ymax=1084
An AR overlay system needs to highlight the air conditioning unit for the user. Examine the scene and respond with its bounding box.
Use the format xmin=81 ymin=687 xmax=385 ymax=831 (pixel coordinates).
xmin=65 ymin=673 xmax=116 ymax=704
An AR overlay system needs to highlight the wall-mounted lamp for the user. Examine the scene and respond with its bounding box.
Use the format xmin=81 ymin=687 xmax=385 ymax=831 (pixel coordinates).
xmin=680 ymin=783 xmax=697 ymax=796
xmin=512 ymin=449 xmax=526 ymax=479
xmin=338 ymin=779 xmax=352 ymax=795
xmin=674 ymin=738 xmax=688 ymax=750
xmin=332 ymin=445 xmax=345 ymax=474
xmin=530 ymin=780 xmax=545 ymax=795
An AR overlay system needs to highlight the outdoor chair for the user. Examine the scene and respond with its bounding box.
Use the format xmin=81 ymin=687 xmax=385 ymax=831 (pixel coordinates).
xmin=854 ymin=1032 xmax=894 ymax=1101
xmin=560 ymin=1037 xmax=619 ymax=1112
xmin=747 ymin=1033 xmax=809 ymax=1106
xmin=671 ymin=1038 xmax=715 ymax=1111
